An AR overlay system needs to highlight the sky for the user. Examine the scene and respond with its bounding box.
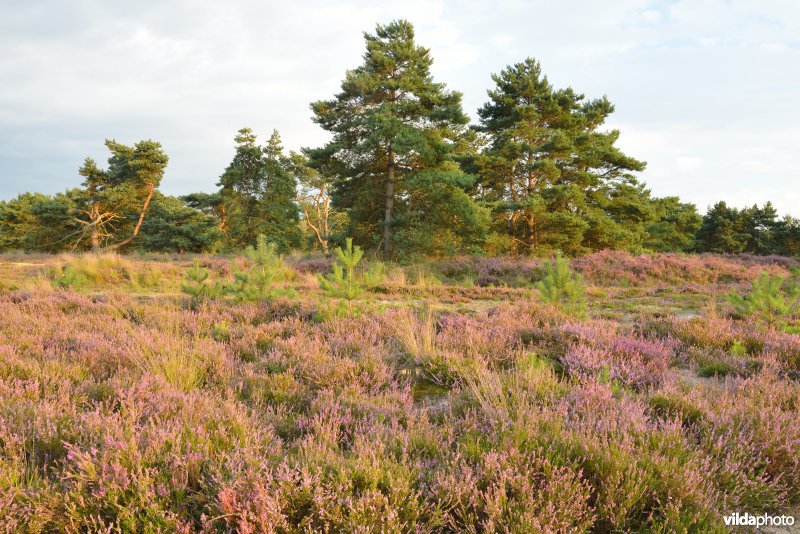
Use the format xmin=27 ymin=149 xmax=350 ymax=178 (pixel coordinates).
xmin=1 ymin=0 xmax=798 ymax=216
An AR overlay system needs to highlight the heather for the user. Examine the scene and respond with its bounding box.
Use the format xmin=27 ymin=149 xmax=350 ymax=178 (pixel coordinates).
xmin=1 ymin=252 xmax=799 ymax=532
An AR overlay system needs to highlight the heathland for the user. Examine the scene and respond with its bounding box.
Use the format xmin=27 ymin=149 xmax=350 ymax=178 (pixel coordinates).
xmin=2 ymin=17 xmax=800 ymax=534
xmin=1 ymin=249 xmax=799 ymax=532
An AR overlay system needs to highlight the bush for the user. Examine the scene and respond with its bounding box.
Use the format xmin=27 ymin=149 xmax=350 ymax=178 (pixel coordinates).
xmin=291 ymin=255 xmax=333 ymax=275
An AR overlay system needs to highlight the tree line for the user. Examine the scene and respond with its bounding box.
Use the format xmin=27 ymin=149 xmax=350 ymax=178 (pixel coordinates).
xmin=1 ymin=20 xmax=798 ymax=257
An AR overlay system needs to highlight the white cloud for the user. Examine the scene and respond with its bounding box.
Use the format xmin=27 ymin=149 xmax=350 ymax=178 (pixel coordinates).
xmin=676 ymin=157 xmax=702 ymax=171
xmin=641 ymin=10 xmax=662 ymax=24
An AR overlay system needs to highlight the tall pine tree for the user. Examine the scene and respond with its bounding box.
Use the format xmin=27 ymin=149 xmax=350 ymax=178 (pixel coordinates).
xmin=694 ymin=201 xmax=748 ymax=253
xmin=309 ymin=20 xmax=488 ymax=257
xmin=474 ymin=58 xmax=646 ymax=255
xmin=644 ymin=196 xmax=702 ymax=252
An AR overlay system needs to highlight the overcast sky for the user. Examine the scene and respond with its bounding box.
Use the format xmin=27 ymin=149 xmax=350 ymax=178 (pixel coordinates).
xmin=1 ymin=0 xmax=798 ymax=216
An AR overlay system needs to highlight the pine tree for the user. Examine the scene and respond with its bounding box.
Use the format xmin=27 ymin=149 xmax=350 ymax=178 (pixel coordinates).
xmin=776 ymin=216 xmax=800 ymax=257
xmin=0 ymin=191 xmax=78 ymax=252
xmin=229 ymin=234 xmax=293 ymax=301
xmin=535 ymin=254 xmax=586 ymax=317
xmin=317 ymin=237 xmax=383 ymax=314
xmin=309 ymin=20 xmax=488 ymax=257
xmin=727 ymin=271 xmax=800 ymax=328
xmin=644 ymin=196 xmax=702 ymax=252
xmin=74 ymin=139 xmax=168 ymax=251
xmin=260 ymin=131 xmax=303 ymax=253
xmin=181 ymin=260 xmax=222 ymax=309
xmin=474 ymin=58 xmax=646 ymax=255
xmin=218 ymin=129 xmax=302 ymax=252
xmin=744 ymin=201 xmax=780 ymax=254
xmin=218 ymin=128 xmax=263 ymax=248
xmin=694 ymin=201 xmax=748 ymax=253
xmin=137 ymin=194 xmax=223 ymax=252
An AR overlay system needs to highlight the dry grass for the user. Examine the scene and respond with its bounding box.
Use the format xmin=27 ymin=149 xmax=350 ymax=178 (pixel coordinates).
xmin=128 ymin=338 xmax=206 ymax=393
xmin=47 ymin=252 xmax=178 ymax=291
xmin=390 ymin=304 xmax=437 ymax=358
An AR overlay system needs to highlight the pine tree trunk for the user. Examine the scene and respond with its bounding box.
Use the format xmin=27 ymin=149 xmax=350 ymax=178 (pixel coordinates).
xmin=384 ymin=144 xmax=395 ymax=257
xmin=525 ymin=154 xmax=535 ymax=253
xmin=90 ymin=202 xmax=100 ymax=253
xmin=91 ymin=225 xmax=100 ymax=252
xmin=105 ymin=182 xmax=154 ymax=251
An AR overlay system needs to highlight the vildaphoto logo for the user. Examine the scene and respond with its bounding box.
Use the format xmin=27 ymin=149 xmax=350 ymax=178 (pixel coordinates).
xmin=724 ymin=512 xmax=795 ymax=529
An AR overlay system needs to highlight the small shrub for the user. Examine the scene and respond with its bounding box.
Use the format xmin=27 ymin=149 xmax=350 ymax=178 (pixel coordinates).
xmin=292 ymin=254 xmax=333 ymax=274
xmin=535 ymin=254 xmax=586 ymax=318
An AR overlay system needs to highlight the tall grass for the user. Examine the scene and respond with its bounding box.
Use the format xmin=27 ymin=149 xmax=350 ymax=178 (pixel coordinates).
xmin=390 ymin=304 xmax=436 ymax=358
xmin=49 ymin=253 xmax=163 ymax=290
xmin=129 ymin=341 xmax=206 ymax=393
xmin=124 ymin=319 xmax=216 ymax=392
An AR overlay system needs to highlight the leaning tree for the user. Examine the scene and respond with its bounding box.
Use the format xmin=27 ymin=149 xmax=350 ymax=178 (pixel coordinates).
xmin=74 ymin=139 xmax=168 ymax=251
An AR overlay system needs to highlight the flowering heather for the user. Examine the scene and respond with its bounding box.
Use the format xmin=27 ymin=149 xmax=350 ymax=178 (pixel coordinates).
xmin=289 ymin=254 xmax=333 ymax=275
xmin=437 ymin=256 xmax=541 ymax=287
xmin=571 ymin=250 xmax=793 ymax=287
xmin=1 ymin=252 xmax=799 ymax=532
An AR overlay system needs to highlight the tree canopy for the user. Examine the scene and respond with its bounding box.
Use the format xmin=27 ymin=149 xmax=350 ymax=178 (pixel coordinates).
xmin=309 ymin=20 xmax=488 ymax=257
xmin=218 ymin=128 xmax=302 ymax=253
xmin=0 ymin=20 xmax=797 ymax=259
xmin=472 ymin=58 xmax=650 ymax=255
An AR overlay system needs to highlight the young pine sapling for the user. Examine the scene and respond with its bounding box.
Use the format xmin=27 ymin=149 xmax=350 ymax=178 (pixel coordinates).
xmin=727 ymin=270 xmax=800 ymax=329
xmin=318 ymin=238 xmax=383 ymax=315
xmin=535 ymin=254 xmax=586 ymax=318
xmin=181 ymin=260 xmax=222 ymax=308
xmin=229 ymin=235 xmax=293 ymax=301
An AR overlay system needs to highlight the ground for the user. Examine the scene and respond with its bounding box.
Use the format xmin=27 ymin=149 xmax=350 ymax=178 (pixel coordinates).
xmin=0 ymin=251 xmax=798 ymax=532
